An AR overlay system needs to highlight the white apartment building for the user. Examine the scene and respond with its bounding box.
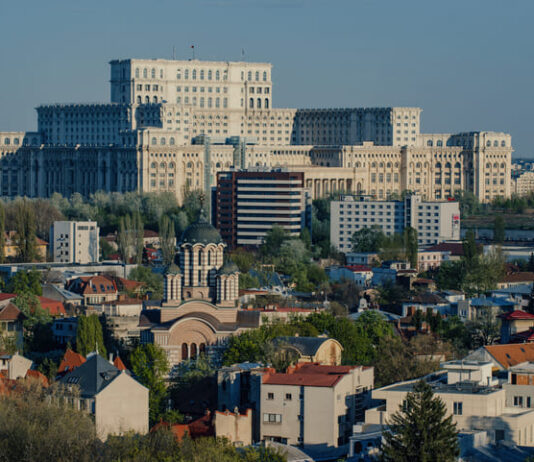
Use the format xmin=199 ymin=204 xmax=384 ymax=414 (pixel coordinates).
xmin=331 ymin=194 xmax=460 ymax=253
xmin=513 ymin=171 xmax=534 ymax=196
xmin=260 ymin=363 xmax=374 ymax=448
xmin=50 ymin=221 xmax=100 ymax=264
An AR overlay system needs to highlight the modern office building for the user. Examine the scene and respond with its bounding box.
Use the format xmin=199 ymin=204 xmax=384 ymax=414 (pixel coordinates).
xmin=330 ymin=194 xmax=461 ymax=252
xmin=215 ymin=168 xmax=311 ymax=248
xmin=50 ymin=221 xmax=100 ymax=264
xmin=0 ymin=57 xmax=513 ymax=204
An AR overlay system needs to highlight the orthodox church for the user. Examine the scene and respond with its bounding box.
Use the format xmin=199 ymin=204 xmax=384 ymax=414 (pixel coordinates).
xmin=140 ymin=213 xmax=259 ymax=367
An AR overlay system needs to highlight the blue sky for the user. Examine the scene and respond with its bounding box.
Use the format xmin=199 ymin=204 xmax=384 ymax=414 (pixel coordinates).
xmin=1 ymin=0 xmax=532 ymax=156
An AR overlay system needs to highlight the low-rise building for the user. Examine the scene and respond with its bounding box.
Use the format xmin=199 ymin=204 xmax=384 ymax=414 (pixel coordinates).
xmin=328 ymin=265 xmax=373 ymax=287
xmin=465 ymin=343 xmax=534 ymax=371
xmin=60 ymin=352 xmax=149 ymax=439
xmin=52 ymin=317 xmax=78 ymax=345
xmin=0 ymin=302 xmax=24 ymax=350
xmin=260 ymin=363 xmax=373 ymax=448
xmin=66 ymin=275 xmax=119 ymax=305
xmin=50 ymin=221 xmax=100 ymax=264
xmin=0 ymin=353 xmax=32 ymax=380
xmin=214 ymin=408 xmax=253 ymax=446
xmin=499 ymin=310 xmax=534 ymax=344
xmin=3 ymin=231 xmax=48 ymax=261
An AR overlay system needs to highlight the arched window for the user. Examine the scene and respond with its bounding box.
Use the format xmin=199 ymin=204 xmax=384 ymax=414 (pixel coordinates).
xmin=216 ymin=162 xmax=221 ymax=168
xmin=199 ymin=343 xmax=206 ymax=353
xmin=160 ymin=138 xmax=166 ymax=145
xmin=486 ymin=141 xmax=491 ymax=147
xmin=169 ymin=162 xmax=175 ymax=169
xmin=181 ymin=343 xmax=189 ymax=360
xmin=436 ymin=162 xmax=442 ymax=169
xmin=371 ymin=162 xmax=376 ymax=168
xmin=486 ymin=163 xmax=491 ymax=168
xmin=208 ymin=70 xmax=212 ymax=80
xmin=501 ymin=140 xmax=506 ymax=147
xmin=437 ymin=140 xmax=443 ymax=147
xmin=187 ymin=161 xmax=193 ymax=168
xmin=257 ymin=98 xmax=261 ymax=109
xmin=454 ymin=162 xmax=461 ymax=169
xmin=427 ymin=140 xmax=433 ymax=147
xmin=263 ymin=71 xmax=267 ymax=81
xmin=160 ymin=69 xmax=163 ymax=78
xmin=143 ymin=68 xmax=147 ymax=78
xmin=207 ymin=250 xmax=211 ymax=266
xmin=255 ymin=71 xmax=259 ymax=81
xmin=249 ymin=98 xmax=254 ymax=109
xmin=200 ymin=70 xmax=204 ymax=80
xmin=135 ymin=68 xmax=139 ymax=78
xmin=494 ymin=141 xmax=499 ymax=147
xmin=160 ymin=162 xmax=166 ymax=169
xmin=216 ymin=70 xmax=220 ymax=80
xmin=151 ymin=162 xmax=157 ymax=168
xmin=192 ymin=69 xmax=197 ymax=80
xmin=416 ymin=162 xmax=421 ymax=168
xmin=145 ymin=96 xmax=150 ymax=103
xmin=153 ymin=96 xmax=158 ymax=103
xmin=137 ymin=96 xmax=141 ymax=104
xmin=445 ymin=162 xmax=451 ymax=169
xmin=500 ymin=163 xmax=505 ymax=168
xmin=190 ymin=343 xmax=197 ymax=359
xmin=151 ymin=137 xmax=157 ymax=145
xmin=184 ymin=69 xmax=189 ymax=79
xmin=265 ymin=98 xmax=269 ymax=109
xmin=493 ymin=162 xmax=498 ymax=168
xmin=170 ymin=137 xmax=175 ymax=145
xmin=151 ymin=68 xmax=156 ymax=78
xmin=247 ymin=71 xmax=252 ymax=80
xmin=386 ymin=162 xmax=392 ymax=168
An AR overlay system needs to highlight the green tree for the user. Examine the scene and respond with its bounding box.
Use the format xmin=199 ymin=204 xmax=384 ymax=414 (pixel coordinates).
xmin=100 ymin=237 xmax=115 ymax=260
xmin=328 ymin=301 xmax=348 ymax=317
xmin=493 ymin=215 xmax=506 ymax=243
xmin=13 ymin=293 xmax=50 ymax=331
xmin=412 ymin=309 xmax=424 ymax=331
xmin=134 ymin=212 xmax=145 ymax=265
xmin=5 ymin=269 xmax=42 ymax=295
xmin=128 ymin=266 xmax=163 ymax=299
xmin=159 ymin=215 xmax=176 ymax=266
xmin=75 ymin=314 xmax=107 ymax=357
xmin=466 ymin=307 xmax=500 ymax=347
xmin=117 ymin=214 xmax=133 ymax=263
xmin=230 ymin=247 xmax=256 ymax=273
xmin=404 ymin=227 xmax=418 ymax=269
xmin=261 ymin=225 xmax=290 ymax=258
xmin=14 ymin=198 xmax=38 ymax=262
xmin=351 ymin=225 xmax=384 ymax=252
xmin=380 ymin=380 xmax=459 ymax=462
xmin=130 ymin=343 xmax=170 ymax=424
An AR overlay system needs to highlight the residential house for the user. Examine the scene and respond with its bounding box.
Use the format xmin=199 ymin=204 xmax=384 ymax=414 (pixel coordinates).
xmin=0 ymin=302 xmax=24 ymax=349
xmin=465 ymin=344 xmax=534 ymax=371
xmin=417 ymin=250 xmax=446 ymax=272
xmin=345 ymin=252 xmax=380 ymax=266
xmin=59 ymin=352 xmax=149 ymax=439
xmin=66 ymin=275 xmax=119 ymax=305
xmin=272 ymin=336 xmax=343 ymax=366
xmin=425 ymin=242 xmax=466 ymax=261
xmin=52 ymin=317 xmax=78 ymax=345
xmin=498 ymin=272 xmax=534 ymax=289
xmin=400 ymin=293 xmax=449 ymax=317
xmin=4 ymin=231 xmax=47 ymax=261
xmin=499 ymin=310 xmax=534 ymax=344
xmin=260 ymin=363 xmax=374 ymax=449
xmin=0 ymin=352 xmax=32 ymax=380
xmin=328 ymin=265 xmax=373 ymax=287
xmin=42 ymin=284 xmax=84 ymax=307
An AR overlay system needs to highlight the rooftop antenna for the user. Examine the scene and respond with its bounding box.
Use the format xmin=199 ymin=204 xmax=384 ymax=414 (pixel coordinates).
xmin=172 ymin=45 xmax=176 ymax=60
xmin=241 ymin=48 xmax=245 ymax=60
xmin=191 ymin=44 xmax=195 ymax=60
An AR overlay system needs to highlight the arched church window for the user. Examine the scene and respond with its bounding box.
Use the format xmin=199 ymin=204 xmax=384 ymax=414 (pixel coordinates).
xmin=191 ymin=343 xmax=197 ymax=359
xmin=181 ymin=343 xmax=189 ymax=360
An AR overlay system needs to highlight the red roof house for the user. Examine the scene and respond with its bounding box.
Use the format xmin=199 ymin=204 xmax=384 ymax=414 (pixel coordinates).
xmin=57 ymin=349 xmax=86 ymax=376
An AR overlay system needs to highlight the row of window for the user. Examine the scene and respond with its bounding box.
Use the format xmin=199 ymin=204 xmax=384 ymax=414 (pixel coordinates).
xmin=134 ymin=67 xmax=229 ymax=81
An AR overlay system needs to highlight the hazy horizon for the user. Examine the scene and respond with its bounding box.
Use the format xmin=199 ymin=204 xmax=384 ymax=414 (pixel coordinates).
xmin=1 ymin=0 xmax=532 ymax=156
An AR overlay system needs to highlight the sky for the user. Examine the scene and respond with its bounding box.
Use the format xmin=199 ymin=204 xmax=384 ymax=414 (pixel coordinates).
xmin=0 ymin=0 xmax=532 ymax=156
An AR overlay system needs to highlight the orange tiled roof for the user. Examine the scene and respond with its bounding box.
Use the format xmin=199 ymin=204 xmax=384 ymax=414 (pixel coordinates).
xmin=500 ymin=272 xmax=534 ymax=284
xmin=25 ymin=369 xmax=49 ymax=387
xmin=0 ymin=302 xmax=24 ymax=321
xmin=67 ymin=276 xmax=118 ymax=295
xmin=57 ymin=349 xmax=86 ymax=375
xmin=263 ymin=363 xmax=359 ymax=387
xmin=485 ymin=343 xmax=534 ymax=369
xmin=152 ymin=414 xmax=214 ymax=442
xmin=113 ymin=356 xmax=127 ymax=371
xmin=37 ymin=297 xmax=66 ymax=316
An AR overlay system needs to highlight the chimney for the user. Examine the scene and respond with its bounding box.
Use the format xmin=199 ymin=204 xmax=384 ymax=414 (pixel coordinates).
xmin=109 ymin=353 xmax=113 ymax=364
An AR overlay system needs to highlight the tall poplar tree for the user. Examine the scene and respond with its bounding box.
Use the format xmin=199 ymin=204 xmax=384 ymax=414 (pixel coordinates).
xmin=0 ymin=201 xmax=5 ymax=263
xmin=380 ymin=380 xmax=459 ymax=462
xmin=14 ymin=198 xmax=38 ymax=262
xmin=159 ymin=215 xmax=176 ymax=266
xmin=75 ymin=314 xmax=107 ymax=357
xmin=403 ymin=226 xmax=418 ymax=269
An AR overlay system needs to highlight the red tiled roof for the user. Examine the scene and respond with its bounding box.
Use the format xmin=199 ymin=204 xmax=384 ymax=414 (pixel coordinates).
xmin=0 ymin=303 xmax=23 ymax=321
xmin=113 ymin=356 xmax=127 ymax=371
xmin=498 ymin=310 xmax=534 ymax=321
xmin=262 ymin=363 xmax=359 ymax=387
xmin=0 ymin=293 xmax=16 ymax=302
xmin=57 ymin=349 xmax=86 ymax=375
xmin=511 ymin=328 xmax=534 ymax=342
xmin=37 ymin=297 xmax=66 ymax=316
xmin=152 ymin=414 xmax=214 ymax=442
xmin=25 ymin=369 xmax=49 ymax=387
xmin=500 ymin=272 xmax=534 ymax=284
xmin=425 ymin=242 xmax=465 ymax=256
xmin=484 ymin=343 xmax=534 ymax=369
xmin=67 ymin=276 xmax=118 ymax=295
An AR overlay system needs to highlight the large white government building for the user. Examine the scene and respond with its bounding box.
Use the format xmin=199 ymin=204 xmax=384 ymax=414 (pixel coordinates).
xmin=0 ymin=57 xmax=513 ymax=203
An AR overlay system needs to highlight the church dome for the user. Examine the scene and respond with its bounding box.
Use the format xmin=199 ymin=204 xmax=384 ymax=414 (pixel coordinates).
xmin=165 ymin=263 xmax=181 ymax=275
xmin=218 ymin=259 xmax=239 ymax=275
xmin=180 ymin=212 xmax=223 ymax=245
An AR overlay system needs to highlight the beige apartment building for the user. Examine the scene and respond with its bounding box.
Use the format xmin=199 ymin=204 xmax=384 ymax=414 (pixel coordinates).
xmin=0 ymin=57 xmax=513 ymax=204
xmin=260 ymin=363 xmax=374 ymax=448
xmin=513 ymin=171 xmax=534 ymax=196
